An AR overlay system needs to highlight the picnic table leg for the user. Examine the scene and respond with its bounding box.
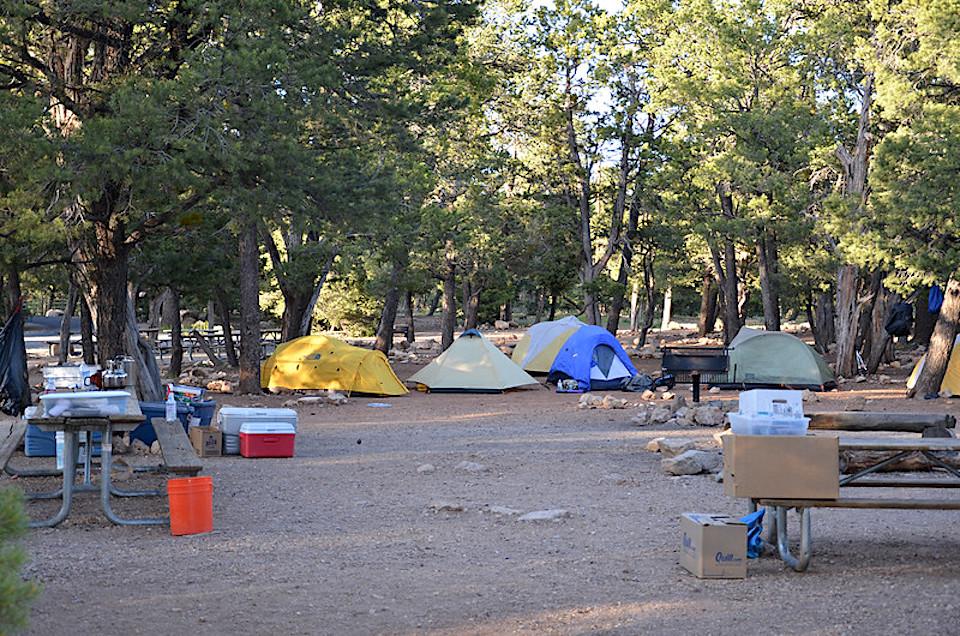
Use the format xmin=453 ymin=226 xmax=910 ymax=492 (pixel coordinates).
xmin=775 ymin=506 xmax=812 ymax=572
xmin=28 ymin=432 xmax=78 ymax=528
xmin=99 ymin=423 xmax=167 ymax=526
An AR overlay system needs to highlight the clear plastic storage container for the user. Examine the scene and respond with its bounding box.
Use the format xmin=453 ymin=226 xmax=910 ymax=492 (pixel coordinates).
xmin=728 ymin=412 xmax=810 ymax=436
xmin=39 ymin=390 xmax=130 ymax=418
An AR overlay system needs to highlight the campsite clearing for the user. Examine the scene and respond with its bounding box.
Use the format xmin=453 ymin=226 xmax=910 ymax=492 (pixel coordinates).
xmin=13 ymin=353 xmax=960 ymax=635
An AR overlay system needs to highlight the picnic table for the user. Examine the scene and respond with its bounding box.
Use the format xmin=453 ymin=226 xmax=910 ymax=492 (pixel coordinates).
xmin=18 ymin=399 xmax=201 ymax=528
xmin=747 ymin=436 xmax=960 ymax=572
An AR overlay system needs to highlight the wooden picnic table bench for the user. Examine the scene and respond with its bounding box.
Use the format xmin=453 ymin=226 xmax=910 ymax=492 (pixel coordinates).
xmin=748 ymin=435 xmax=960 ymax=572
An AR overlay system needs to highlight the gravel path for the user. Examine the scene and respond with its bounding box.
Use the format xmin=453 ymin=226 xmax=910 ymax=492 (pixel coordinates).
xmin=9 ymin=379 xmax=960 ymax=635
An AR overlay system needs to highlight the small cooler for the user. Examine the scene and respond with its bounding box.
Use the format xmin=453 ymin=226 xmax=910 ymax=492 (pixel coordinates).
xmin=218 ymin=407 xmax=298 ymax=455
xmin=239 ymin=422 xmax=296 ymax=458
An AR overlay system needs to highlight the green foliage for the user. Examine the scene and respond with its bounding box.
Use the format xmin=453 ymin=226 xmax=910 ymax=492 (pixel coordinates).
xmin=0 ymin=488 xmax=39 ymax=633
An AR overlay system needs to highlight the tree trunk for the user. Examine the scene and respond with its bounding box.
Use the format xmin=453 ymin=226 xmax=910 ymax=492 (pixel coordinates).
xmin=58 ymin=282 xmax=78 ymax=365
xmin=78 ymin=220 xmax=131 ymax=364
xmin=147 ymin=288 xmax=171 ymax=329
xmin=215 ymin=289 xmax=239 ymax=368
xmin=865 ymin=281 xmax=897 ymax=374
xmin=125 ymin=283 xmax=163 ymax=401
xmin=238 ymin=220 xmax=262 ymax=394
xmin=499 ymin=301 xmax=512 ymax=323
xmin=280 ymin=290 xmax=311 ymax=343
xmin=908 ymin=277 xmax=960 ymax=398
xmin=833 ymin=74 xmax=873 ymax=378
xmin=4 ymin=266 xmax=21 ymax=320
xmin=405 ymin=291 xmax=416 ymax=343
xmin=373 ymin=266 xmax=402 ymax=355
xmin=915 ymin=287 xmax=937 ymax=346
xmin=534 ymin=291 xmax=545 ymax=324
xmin=697 ymin=270 xmax=718 ymax=337
xmin=464 ymin=285 xmax=481 ymax=331
xmin=629 ymin=282 xmax=640 ymax=332
xmin=548 ymin=293 xmax=558 ymax=321
xmin=298 ymin=251 xmax=336 ymax=338
xmin=756 ymin=230 xmax=781 ymax=331
xmin=721 ymin=239 xmax=741 ymax=344
xmin=637 ymin=252 xmax=657 ymax=347
xmin=659 ymin=287 xmax=673 ymax=331
xmin=605 ymin=257 xmax=629 ymax=335
xmin=834 ymin=264 xmax=861 ymax=377
xmin=427 ymin=289 xmax=442 ymax=317
xmin=807 ymin=290 xmax=835 ymax=355
xmin=79 ymin=296 xmax=95 ymax=365
xmin=168 ymin=289 xmax=184 ymax=378
xmin=440 ymin=244 xmax=456 ymax=351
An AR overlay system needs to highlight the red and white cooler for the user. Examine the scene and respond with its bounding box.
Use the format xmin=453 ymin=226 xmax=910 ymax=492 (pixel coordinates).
xmin=239 ymin=422 xmax=296 ymax=458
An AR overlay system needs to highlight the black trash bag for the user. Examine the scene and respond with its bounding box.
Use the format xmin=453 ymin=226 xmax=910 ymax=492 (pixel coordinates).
xmin=620 ymin=373 xmax=655 ymax=392
xmin=0 ymin=307 xmax=30 ymax=416
xmin=884 ymin=302 xmax=914 ymax=337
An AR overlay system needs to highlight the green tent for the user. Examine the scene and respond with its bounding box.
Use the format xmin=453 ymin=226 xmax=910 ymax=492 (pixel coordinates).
xmin=719 ymin=328 xmax=836 ymax=391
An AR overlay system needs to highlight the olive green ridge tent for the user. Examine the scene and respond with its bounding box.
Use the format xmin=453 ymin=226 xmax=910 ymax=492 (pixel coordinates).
xmin=718 ymin=328 xmax=836 ymax=391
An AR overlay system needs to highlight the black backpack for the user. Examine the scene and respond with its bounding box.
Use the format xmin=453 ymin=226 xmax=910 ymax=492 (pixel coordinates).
xmin=884 ymin=302 xmax=913 ymax=337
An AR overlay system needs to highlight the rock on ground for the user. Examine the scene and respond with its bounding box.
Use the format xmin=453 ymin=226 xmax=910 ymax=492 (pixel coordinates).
xmin=661 ymin=449 xmax=722 ymax=476
xmin=429 ymin=502 xmax=465 ymax=513
xmin=416 ymin=463 xmax=436 ymax=474
xmin=455 ymin=461 xmax=489 ymax=473
xmin=657 ymin=438 xmax=697 ymax=458
xmin=692 ymin=406 xmax=724 ymax=427
xmin=518 ymin=509 xmax=572 ymax=522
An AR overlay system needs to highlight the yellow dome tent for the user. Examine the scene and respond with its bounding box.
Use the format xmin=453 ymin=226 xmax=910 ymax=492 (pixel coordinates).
xmin=511 ymin=316 xmax=585 ymax=373
xmin=260 ymin=335 xmax=408 ymax=396
xmin=907 ymin=335 xmax=960 ymax=396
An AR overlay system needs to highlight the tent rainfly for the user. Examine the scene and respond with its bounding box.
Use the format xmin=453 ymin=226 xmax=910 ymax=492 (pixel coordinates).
xmin=260 ymin=335 xmax=408 ymax=396
xmin=546 ymin=325 xmax=637 ymax=391
xmin=720 ymin=327 xmax=836 ymax=391
xmin=407 ymin=330 xmax=540 ymax=393
xmin=907 ymin=334 xmax=960 ymax=396
xmin=511 ymin=316 xmax=586 ymax=373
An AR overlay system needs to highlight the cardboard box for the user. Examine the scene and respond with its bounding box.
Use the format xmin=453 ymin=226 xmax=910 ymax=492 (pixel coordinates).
xmin=189 ymin=426 xmax=222 ymax=457
xmin=680 ymin=513 xmax=747 ymax=579
xmin=723 ymin=434 xmax=839 ymax=500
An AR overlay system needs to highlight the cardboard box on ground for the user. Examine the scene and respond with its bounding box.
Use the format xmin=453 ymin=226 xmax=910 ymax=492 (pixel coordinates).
xmin=680 ymin=513 xmax=747 ymax=579
xmin=722 ymin=435 xmax=840 ymax=500
xmin=189 ymin=426 xmax=222 ymax=457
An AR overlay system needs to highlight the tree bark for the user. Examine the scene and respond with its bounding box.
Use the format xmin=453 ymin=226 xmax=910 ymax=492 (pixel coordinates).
xmin=405 ymin=291 xmax=416 ymax=343
xmin=499 ymin=301 xmax=512 ymax=323
xmin=637 ymin=252 xmax=657 ymax=347
xmin=58 ymin=282 xmax=78 ymax=365
xmin=440 ymin=243 xmax=456 ymax=351
xmin=464 ymin=285 xmax=481 ymax=331
xmin=215 ymin=289 xmax=239 ymax=368
xmin=605 ymin=258 xmax=628 ymax=335
xmin=697 ymin=269 xmax=719 ymax=337
xmin=908 ymin=277 xmax=960 ymax=398
xmin=756 ymin=230 xmax=781 ymax=331
xmin=548 ymin=293 xmax=558 ymax=321
xmin=125 ymin=283 xmax=163 ymax=401
xmin=629 ymin=282 xmax=640 ymax=332
xmin=79 ymin=295 xmax=95 ymax=365
xmin=373 ymin=265 xmax=402 ymax=355
xmin=147 ymin=288 xmax=171 ymax=329
xmin=238 ymin=220 xmax=262 ymax=394
xmin=834 ymin=264 xmax=861 ymax=377
xmin=168 ymin=289 xmax=184 ymax=378
xmin=4 ymin=266 xmax=22 ymax=318
xmin=914 ymin=287 xmax=937 ymax=346
xmin=714 ymin=187 xmax=742 ymax=344
xmin=833 ymin=73 xmax=873 ymax=378
xmin=865 ymin=281 xmax=897 ymax=374
xmin=427 ymin=289 xmax=441 ymax=317
xmin=659 ymin=287 xmax=673 ymax=331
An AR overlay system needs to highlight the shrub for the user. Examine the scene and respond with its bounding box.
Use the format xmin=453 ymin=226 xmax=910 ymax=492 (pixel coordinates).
xmin=0 ymin=487 xmax=39 ymax=633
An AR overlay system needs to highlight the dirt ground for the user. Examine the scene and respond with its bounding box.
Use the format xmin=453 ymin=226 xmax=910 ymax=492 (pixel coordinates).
xmin=7 ymin=327 xmax=960 ymax=635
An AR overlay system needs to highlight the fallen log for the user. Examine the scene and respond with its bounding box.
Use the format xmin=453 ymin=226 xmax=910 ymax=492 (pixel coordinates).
xmin=809 ymin=411 xmax=956 ymax=433
xmin=841 ymin=450 xmax=960 ymax=473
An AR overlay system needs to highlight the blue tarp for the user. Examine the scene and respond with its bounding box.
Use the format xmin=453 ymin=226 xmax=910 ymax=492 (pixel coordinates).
xmin=547 ymin=325 xmax=637 ymax=391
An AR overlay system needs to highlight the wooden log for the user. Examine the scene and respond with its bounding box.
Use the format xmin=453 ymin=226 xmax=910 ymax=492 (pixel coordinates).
xmin=0 ymin=420 xmax=26 ymax=472
xmin=841 ymin=450 xmax=960 ymax=473
xmin=809 ymin=411 xmax=956 ymax=433
xmin=189 ymin=330 xmax=226 ymax=368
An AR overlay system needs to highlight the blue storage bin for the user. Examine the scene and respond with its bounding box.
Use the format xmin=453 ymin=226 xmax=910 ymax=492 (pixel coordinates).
xmin=25 ymin=425 xmax=101 ymax=457
xmin=192 ymin=400 xmax=217 ymax=427
xmin=131 ymin=401 xmax=191 ymax=446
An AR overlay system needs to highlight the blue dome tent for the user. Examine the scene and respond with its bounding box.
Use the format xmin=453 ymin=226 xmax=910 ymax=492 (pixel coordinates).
xmin=546 ymin=325 xmax=637 ymax=391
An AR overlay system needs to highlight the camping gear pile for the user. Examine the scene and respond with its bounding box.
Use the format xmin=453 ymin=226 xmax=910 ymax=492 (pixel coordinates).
xmin=727 ymin=389 xmax=809 ymax=436
xmin=217 ymin=406 xmax=298 ymax=457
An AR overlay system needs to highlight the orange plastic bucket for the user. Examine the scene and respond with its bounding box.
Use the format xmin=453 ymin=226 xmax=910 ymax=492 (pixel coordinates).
xmin=167 ymin=476 xmax=213 ymax=536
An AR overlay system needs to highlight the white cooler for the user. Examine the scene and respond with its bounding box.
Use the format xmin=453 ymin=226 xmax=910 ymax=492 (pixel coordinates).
xmin=217 ymin=407 xmax=298 ymax=455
